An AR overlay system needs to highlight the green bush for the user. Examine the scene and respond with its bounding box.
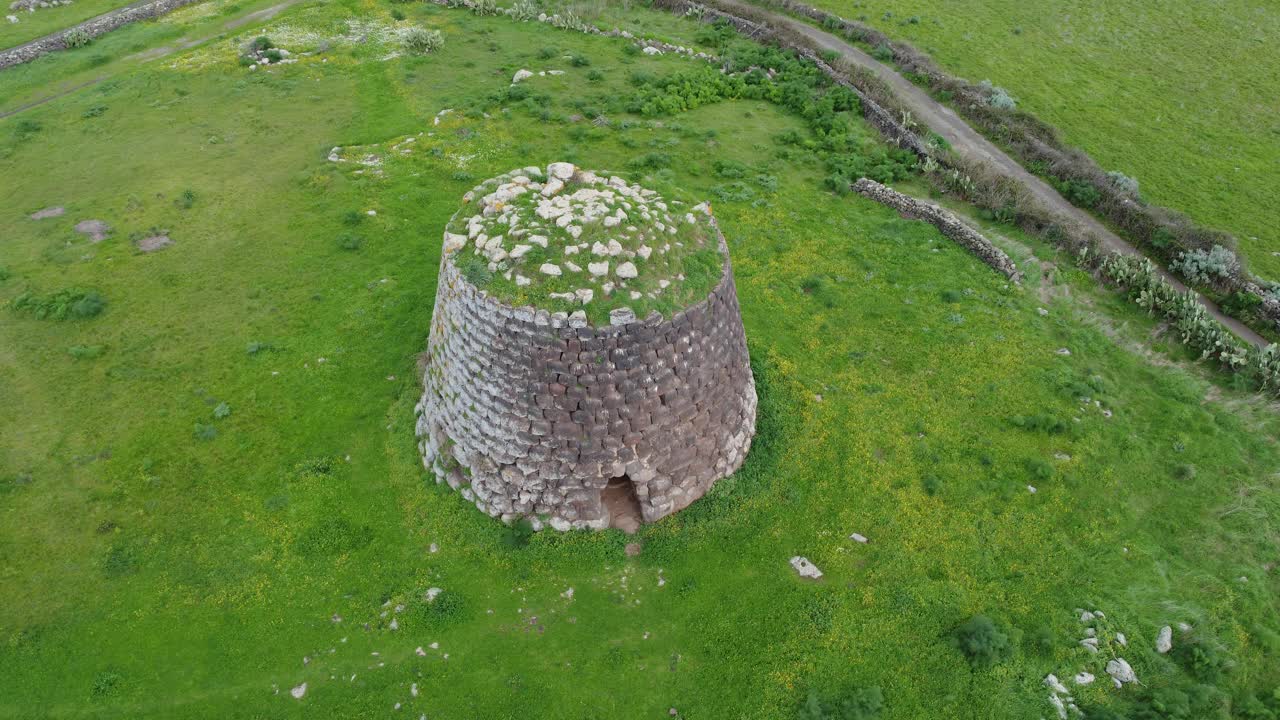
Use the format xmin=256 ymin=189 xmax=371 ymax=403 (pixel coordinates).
xmin=951 ymin=615 xmax=1015 ymax=668
xmin=10 ymin=289 xmax=106 ymax=320
xmin=414 ymin=589 xmax=466 ymax=627
xmin=471 ymin=0 xmax=499 ymax=15
xmin=797 ymin=686 xmax=884 ymax=720
xmin=401 ymin=28 xmax=445 ymax=54
xmin=569 ymin=53 xmax=591 ymax=67
xmin=1171 ymin=245 xmax=1239 ymax=287
xmin=63 ymin=28 xmax=92 ymax=49
xmin=509 ymin=0 xmax=538 ymax=21
xmin=457 ymin=254 xmax=493 ymax=286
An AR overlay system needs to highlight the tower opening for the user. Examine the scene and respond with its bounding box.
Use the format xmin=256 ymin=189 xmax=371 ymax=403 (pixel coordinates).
xmin=602 ymin=475 xmax=642 ymax=534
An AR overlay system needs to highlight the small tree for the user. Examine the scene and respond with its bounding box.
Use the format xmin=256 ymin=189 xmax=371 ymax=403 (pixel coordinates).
xmin=952 ymin=615 xmax=1015 ymax=668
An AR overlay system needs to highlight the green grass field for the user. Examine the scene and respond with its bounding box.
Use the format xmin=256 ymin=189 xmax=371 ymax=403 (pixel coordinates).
xmin=788 ymin=0 xmax=1280 ymax=280
xmin=2 ymin=2 xmax=1279 ymax=718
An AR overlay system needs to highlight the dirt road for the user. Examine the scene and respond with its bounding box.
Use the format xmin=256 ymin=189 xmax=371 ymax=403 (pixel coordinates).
xmin=713 ymin=0 xmax=1267 ymax=348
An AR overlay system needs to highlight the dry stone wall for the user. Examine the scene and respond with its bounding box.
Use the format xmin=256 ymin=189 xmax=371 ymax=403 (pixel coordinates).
xmin=854 ymin=177 xmax=1022 ymax=282
xmin=0 ymin=0 xmax=199 ymax=70
xmin=415 ymin=198 xmax=756 ymax=532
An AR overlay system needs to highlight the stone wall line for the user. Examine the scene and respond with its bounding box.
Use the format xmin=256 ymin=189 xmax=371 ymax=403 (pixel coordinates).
xmin=854 ymin=177 xmax=1022 ymax=282
xmin=0 ymin=0 xmax=202 ymax=70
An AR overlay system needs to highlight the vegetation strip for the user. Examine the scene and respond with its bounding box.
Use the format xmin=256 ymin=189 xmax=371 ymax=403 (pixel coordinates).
xmin=737 ymin=0 xmax=1280 ymax=339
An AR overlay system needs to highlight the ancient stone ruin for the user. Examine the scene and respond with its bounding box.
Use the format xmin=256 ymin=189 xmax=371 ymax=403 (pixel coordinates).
xmin=415 ymin=163 xmax=756 ymax=532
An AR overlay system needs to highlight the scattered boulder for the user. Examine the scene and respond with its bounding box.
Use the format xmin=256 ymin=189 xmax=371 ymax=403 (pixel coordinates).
xmin=512 ymin=68 xmax=533 ymax=83
xmin=1073 ymin=672 xmax=1095 ymax=686
xmin=789 ymin=556 xmax=822 ymax=579
xmin=1105 ymin=658 xmax=1137 ymax=687
xmin=849 ymin=533 xmax=868 ymax=543
xmin=290 ymin=682 xmax=307 ymax=699
xmin=29 ymin=206 xmax=64 ymax=220
xmin=74 ymin=219 xmax=110 ymax=242
xmin=1156 ymin=625 xmax=1172 ymax=653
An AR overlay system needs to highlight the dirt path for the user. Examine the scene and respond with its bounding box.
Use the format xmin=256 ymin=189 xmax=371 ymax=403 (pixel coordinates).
xmin=713 ymin=0 xmax=1268 ymax=348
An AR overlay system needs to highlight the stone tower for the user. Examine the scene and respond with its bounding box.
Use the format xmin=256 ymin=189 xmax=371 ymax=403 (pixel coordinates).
xmin=415 ymin=163 xmax=756 ymax=532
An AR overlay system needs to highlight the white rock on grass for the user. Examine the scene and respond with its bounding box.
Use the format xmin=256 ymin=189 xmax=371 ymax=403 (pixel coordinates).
xmin=512 ymin=69 xmax=533 ymax=83
xmin=616 ymin=261 xmax=638 ymax=279
xmin=509 ymin=244 xmax=532 ymax=258
xmin=575 ymin=288 xmax=594 ymax=304
xmin=425 ymin=587 xmax=443 ymax=602
xmin=1043 ymin=674 xmax=1069 ymax=695
xmin=291 ymin=683 xmax=307 ymax=699
xmin=1074 ymin=672 xmax=1095 ymax=686
xmin=588 ymin=261 xmax=609 ymax=277
xmin=789 ymin=556 xmax=822 ymax=579
xmin=540 ymin=263 xmax=562 ymax=276
xmin=1106 ymin=658 xmax=1138 ymax=687
xmin=443 ymin=232 xmax=467 ymax=254
xmin=547 ymin=162 xmax=575 ymax=180
xmin=1156 ymin=625 xmax=1173 ymax=653
xmin=515 ymin=275 xmax=531 ymax=287
xmin=850 ymin=533 xmax=868 ymax=543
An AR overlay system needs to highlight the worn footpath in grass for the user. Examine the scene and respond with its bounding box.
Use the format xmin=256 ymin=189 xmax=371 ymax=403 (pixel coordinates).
xmin=1 ymin=3 xmax=1279 ymax=718
xmin=785 ymin=0 xmax=1280 ymax=279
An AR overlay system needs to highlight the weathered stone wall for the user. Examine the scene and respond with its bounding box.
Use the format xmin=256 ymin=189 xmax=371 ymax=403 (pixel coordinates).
xmin=415 ymin=223 xmax=756 ymax=532
xmin=854 ymin=178 xmax=1022 ymax=282
xmin=0 ymin=0 xmax=200 ymax=70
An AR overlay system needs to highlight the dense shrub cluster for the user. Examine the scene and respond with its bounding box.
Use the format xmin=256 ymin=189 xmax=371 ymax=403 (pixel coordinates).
xmin=1101 ymin=254 xmax=1280 ymax=392
xmin=63 ymin=28 xmax=92 ymax=49
xmin=951 ymin=614 xmax=1016 ymax=668
xmin=625 ymin=29 xmax=916 ymax=187
xmin=797 ymin=686 xmax=884 ymax=719
xmin=10 ymin=288 xmax=106 ymax=320
xmin=401 ymin=27 xmax=445 ymax=54
xmin=1171 ymin=245 xmax=1239 ymax=288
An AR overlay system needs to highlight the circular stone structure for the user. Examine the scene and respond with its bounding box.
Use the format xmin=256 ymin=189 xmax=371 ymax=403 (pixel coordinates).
xmin=414 ymin=162 xmax=756 ymax=532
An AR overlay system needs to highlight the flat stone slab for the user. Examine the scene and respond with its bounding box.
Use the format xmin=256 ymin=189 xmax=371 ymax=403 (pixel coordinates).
xmin=137 ymin=235 xmax=173 ymax=252
xmin=74 ymin=219 xmax=111 ymax=242
xmin=29 ymin=206 xmax=65 ymax=220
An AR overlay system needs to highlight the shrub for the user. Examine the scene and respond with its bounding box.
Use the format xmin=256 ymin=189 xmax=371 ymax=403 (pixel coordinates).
xmin=627 ymin=152 xmax=671 ymax=170
xmin=501 ymin=518 xmax=535 ymax=548
xmin=1171 ymin=245 xmax=1239 ymax=287
xmin=10 ymin=289 xmax=106 ymax=320
xmin=213 ymin=402 xmax=232 ymax=419
xmin=63 ymin=28 xmax=92 ymax=49
xmin=797 ymin=686 xmax=884 ymax=720
xmin=509 ymin=0 xmax=537 ymax=21
xmin=586 ymin=69 xmax=604 ymax=82
xmin=1107 ymin=170 xmax=1140 ymax=197
xmin=296 ymin=518 xmax=374 ymax=556
xmin=401 ymin=28 xmax=444 ymax=54
xmin=81 ymin=104 xmax=107 ymax=119
xmin=457 ymin=254 xmax=493 ymax=286
xmin=952 ymin=615 xmax=1015 ymax=668
xmin=193 ymin=423 xmax=217 ymax=441
xmin=871 ymin=44 xmax=893 ymax=62
xmin=415 ymin=589 xmax=466 ymax=626
xmin=68 ymin=344 xmax=105 ymax=359
xmin=390 ymin=8 xmax=405 ymax=20
xmin=979 ymin=80 xmax=1016 ymax=110
xmin=569 ymin=53 xmax=591 ymax=67
xmin=471 ymin=0 xmax=499 ymax=15
xmin=337 ymin=233 xmax=363 ymax=251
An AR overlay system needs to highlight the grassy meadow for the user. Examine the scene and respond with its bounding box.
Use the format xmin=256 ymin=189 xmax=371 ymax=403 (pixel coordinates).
xmin=2 ymin=2 xmax=1280 ymax=718
xmin=786 ymin=0 xmax=1280 ymax=279
xmin=1 ymin=0 xmax=145 ymax=50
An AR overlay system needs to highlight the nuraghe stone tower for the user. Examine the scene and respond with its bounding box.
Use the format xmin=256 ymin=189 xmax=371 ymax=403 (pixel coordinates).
xmin=415 ymin=163 xmax=756 ymax=532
